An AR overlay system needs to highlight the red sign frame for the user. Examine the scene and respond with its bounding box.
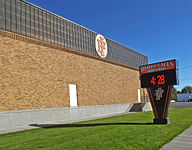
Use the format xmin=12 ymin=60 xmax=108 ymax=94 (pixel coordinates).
xmin=139 ymin=59 xmax=176 ymax=75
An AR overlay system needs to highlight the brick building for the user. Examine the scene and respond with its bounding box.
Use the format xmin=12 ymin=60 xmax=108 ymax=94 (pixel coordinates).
xmin=0 ymin=0 xmax=148 ymax=132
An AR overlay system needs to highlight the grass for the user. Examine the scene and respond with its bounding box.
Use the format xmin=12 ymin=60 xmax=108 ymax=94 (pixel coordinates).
xmin=0 ymin=108 xmax=192 ymax=150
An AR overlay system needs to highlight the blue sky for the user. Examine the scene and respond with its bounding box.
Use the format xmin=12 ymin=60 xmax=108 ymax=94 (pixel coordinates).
xmin=26 ymin=0 xmax=192 ymax=91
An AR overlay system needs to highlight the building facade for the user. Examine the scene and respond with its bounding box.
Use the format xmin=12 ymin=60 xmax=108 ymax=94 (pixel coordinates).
xmin=0 ymin=0 xmax=148 ymax=132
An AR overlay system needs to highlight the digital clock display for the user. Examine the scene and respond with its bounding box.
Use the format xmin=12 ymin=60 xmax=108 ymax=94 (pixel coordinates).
xmin=140 ymin=69 xmax=178 ymax=88
xmin=139 ymin=59 xmax=178 ymax=88
xmin=151 ymin=74 xmax=165 ymax=85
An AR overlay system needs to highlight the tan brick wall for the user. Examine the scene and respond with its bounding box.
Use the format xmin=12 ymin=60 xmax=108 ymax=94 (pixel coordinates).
xmin=0 ymin=30 xmax=146 ymax=111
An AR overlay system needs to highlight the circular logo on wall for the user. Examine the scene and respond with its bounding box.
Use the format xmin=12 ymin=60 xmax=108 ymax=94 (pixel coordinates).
xmin=95 ymin=34 xmax=108 ymax=58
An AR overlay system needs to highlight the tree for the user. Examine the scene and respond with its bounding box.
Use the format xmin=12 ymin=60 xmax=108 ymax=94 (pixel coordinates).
xmin=177 ymin=90 xmax=181 ymax=94
xmin=181 ymin=86 xmax=192 ymax=93
xmin=171 ymin=87 xmax=177 ymax=100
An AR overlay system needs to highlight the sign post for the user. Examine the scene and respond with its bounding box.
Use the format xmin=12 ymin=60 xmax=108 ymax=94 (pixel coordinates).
xmin=139 ymin=59 xmax=178 ymax=124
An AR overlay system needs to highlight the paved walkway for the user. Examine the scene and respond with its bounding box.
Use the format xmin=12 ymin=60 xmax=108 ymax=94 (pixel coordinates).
xmin=161 ymin=125 xmax=192 ymax=150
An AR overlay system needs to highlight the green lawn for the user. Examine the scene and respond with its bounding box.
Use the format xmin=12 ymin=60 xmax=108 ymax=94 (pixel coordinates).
xmin=1 ymin=108 xmax=192 ymax=150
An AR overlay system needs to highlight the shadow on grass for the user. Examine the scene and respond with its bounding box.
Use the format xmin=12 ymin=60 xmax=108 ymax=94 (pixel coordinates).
xmin=29 ymin=122 xmax=154 ymax=128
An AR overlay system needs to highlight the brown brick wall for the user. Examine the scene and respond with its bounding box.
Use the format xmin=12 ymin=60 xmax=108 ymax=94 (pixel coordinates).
xmin=0 ymin=30 xmax=146 ymax=111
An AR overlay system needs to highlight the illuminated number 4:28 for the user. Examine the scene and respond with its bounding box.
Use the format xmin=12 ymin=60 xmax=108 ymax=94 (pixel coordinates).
xmin=151 ymin=75 xmax=165 ymax=85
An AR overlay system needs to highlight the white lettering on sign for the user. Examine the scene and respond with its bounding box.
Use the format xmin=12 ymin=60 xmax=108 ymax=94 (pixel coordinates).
xmin=139 ymin=60 xmax=176 ymax=75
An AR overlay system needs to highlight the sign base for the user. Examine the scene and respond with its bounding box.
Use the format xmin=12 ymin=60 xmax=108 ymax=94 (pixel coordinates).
xmin=153 ymin=118 xmax=170 ymax=124
xmin=147 ymin=85 xmax=173 ymax=125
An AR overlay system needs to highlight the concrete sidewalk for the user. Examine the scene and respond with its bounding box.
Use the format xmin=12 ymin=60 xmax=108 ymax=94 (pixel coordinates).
xmin=161 ymin=125 xmax=192 ymax=150
xmin=0 ymin=112 xmax=136 ymax=134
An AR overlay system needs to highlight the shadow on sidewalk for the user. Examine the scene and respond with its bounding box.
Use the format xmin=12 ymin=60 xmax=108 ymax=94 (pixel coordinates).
xmin=30 ymin=122 xmax=154 ymax=128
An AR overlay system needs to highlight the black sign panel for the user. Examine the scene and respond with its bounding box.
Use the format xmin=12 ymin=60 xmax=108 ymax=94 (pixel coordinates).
xmin=140 ymin=69 xmax=178 ymax=88
xmin=147 ymin=85 xmax=172 ymax=124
